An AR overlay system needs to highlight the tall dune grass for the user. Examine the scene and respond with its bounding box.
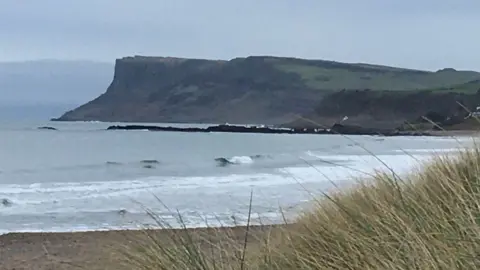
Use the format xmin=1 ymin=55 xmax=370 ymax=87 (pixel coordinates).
xmin=122 ymin=145 xmax=480 ymax=269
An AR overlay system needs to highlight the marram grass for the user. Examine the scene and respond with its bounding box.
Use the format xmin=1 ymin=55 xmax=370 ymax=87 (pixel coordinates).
xmin=122 ymin=147 xmax=480 ymax=270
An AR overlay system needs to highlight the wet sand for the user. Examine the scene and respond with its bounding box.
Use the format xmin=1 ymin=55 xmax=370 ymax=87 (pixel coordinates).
xmin=0 ymin=225 xmax=287 ymax=270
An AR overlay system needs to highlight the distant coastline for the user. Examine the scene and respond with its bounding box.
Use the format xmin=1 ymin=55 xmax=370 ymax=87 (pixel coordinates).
xmin=52 ymin=55 xmax=480 ymax=131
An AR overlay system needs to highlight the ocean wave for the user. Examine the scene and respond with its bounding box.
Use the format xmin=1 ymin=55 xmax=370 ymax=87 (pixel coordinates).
xmin=214 ymin=154 xmax=267 ymax=167
xmin=0 ymin=168 xmax=335 ymax=215
xmin=391 ymin=148 xmax=459 ymax=154
xmin=0 ymin=209 xmax=298 ymax=234
xmin=3 ymin=159 xmax=163 ymax=174
xmin=215 ymin=156 xmax=253 ymax=166
xmin=0 ymin=152 xmax=441 ymax=225
xmin=1 ymin=153 xmax=424 ymax=199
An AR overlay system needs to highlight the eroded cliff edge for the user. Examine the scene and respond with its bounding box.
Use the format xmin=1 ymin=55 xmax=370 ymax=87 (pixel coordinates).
xmin=54 ymin=56 xmax=480 ymax=127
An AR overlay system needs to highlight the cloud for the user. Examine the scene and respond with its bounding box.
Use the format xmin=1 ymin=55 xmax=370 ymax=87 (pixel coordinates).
xmin=1 ymin=0 xmax=480 ymax=70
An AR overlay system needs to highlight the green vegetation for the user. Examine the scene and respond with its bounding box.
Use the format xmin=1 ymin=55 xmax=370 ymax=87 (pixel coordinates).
xmin=428 ymin=79 xmax=480 ymax=94
xmin=123 ymin=145 xmax=480 ymax=269
xmin=267 ymin=57 xmax=480 ymax=91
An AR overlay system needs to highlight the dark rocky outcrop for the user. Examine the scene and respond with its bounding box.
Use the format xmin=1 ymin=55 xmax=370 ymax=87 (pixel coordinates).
xmin=215 ymin=157 xmax=234 ymax=167
xmin=53 ymin=56 xmax=480 ymax=126
xmin=37 ymin=126 xmax=57 ymax=130
xmin=140 ymin=160 xmax=160 ymax=164
xmin=1 ymin=198 xmax=12 ymax=207
xmin=106 ymin=124 xmax=328 ymax=134
xmin=106 ymin=124 xmax=430 ymax=136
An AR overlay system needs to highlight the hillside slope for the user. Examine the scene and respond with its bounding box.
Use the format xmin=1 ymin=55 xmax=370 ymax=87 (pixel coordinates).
xmin=55 ymin=56 xmax=480 ymax=125
xmin=285 ymin=90 xmax=480 ymax=130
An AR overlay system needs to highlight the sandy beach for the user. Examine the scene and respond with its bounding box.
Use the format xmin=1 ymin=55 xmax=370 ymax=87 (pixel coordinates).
xmin=0 ymin=225 xmax=285 ymax=270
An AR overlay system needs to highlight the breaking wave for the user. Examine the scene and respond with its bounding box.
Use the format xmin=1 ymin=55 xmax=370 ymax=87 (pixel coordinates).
xmin=214 ymin=154 xmax=267 ymax=167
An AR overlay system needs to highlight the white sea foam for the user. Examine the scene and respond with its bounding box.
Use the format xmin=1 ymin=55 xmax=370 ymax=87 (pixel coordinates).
xmin=391 ymin=148 xmax=460 ymax=154
xmin=0 ymin=152 xmax=436 ymax=217
xmin=228 ymin=156 xmax=254 ymax=164
xmin=0 ymin=171 xmax=330 ymax=215
xmin=282 ymin=153 xmax=430 ymax=183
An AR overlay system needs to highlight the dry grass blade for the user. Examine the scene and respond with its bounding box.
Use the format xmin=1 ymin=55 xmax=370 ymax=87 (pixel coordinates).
xmin=240 ymin=189 xmax=253 ymax=270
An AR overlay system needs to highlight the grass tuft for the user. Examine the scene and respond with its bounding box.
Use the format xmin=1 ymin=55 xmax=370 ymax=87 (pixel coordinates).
xmin=121 ymin=145 xmax=480 ymax=269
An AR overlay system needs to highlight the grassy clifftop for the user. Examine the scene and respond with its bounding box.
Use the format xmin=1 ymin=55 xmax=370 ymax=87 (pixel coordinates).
xmin=269 ymin=57 xmax=480 ymax=91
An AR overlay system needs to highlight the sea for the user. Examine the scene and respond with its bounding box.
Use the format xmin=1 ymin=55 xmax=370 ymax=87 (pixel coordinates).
xmin=0 ymin=120 xmax=473 ymax=234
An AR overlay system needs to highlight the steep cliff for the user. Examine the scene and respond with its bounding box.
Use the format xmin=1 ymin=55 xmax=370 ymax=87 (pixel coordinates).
xmin=55 ymin=56 xmax=480 ymax=125
xmin=56 ymin=56 xmax=327 ymax=124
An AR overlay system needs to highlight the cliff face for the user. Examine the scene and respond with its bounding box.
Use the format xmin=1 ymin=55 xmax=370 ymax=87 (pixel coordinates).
xmin=56 ymin=56 xmax=328 ymax=124
xmin=55 ymin=56 xmax=480 ymax=125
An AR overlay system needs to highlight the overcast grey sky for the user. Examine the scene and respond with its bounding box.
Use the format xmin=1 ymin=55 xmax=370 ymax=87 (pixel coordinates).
xmin=1 ymin=0 xmax=480 ymax=70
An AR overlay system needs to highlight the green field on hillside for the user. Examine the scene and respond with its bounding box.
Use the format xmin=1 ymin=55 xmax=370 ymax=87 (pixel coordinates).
xmin=427 ymin=79 xmax=480 ymax=93
xmin=265 ymin=57 xmax=480 ymax=91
